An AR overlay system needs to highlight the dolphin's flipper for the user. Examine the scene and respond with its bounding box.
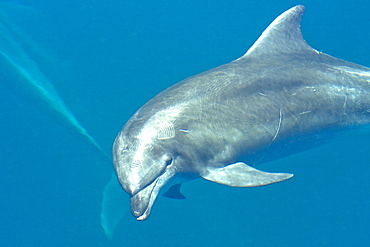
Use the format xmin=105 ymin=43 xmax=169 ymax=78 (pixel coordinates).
xmin=163 ymin=184 xmax=186 ymax=199
xmin=201 ymin=162 xmax=293 ymax=187
xmin=100 ymin=173 xmax=129 ymax=239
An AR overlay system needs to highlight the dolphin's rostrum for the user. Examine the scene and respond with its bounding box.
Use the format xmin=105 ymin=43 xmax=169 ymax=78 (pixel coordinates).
xmin=112 ymin=5 xmax=370 ymax=221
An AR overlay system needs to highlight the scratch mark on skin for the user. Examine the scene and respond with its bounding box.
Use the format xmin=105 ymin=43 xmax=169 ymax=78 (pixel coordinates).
xmin=339 ymin=95 xmax=348 ymax=122
xmin=258 ymin=92 xmax=267 ymax=96
xmin=343 ymin=95 xmax=348 ymax=114
xmin=179 ymin=129 xmax=192 ymax=133
xmin=299 ymin=110 xmax=311 ymax=115
xmin=257 ymin=108 xmax=283 ymax=164
xmin=271 ymin=108 xmax=283 ymax=144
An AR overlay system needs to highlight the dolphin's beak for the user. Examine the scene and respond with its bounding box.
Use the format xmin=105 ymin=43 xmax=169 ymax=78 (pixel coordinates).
xmin=130 ymin=177 xmax=159 ymax=220
xmin=129 ymin=165 xmax=176 ymax=220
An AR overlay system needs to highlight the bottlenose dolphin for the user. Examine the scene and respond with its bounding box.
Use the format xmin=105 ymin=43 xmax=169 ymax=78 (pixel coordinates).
xmin=112 ymin=5 xmax=370 ymax=222
xmin=0 ymin=5 xmax=108 ymax=157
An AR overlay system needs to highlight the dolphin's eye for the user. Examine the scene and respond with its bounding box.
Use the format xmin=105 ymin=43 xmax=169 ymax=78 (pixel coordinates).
xmin=165 ymin=158 xmax=173 ymax=166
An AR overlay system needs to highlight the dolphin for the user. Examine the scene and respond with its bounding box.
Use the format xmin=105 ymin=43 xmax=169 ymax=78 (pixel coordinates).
xmin=0 ymin=5 xmax=108 ymax=157
xmin=112 ymin=5 xmax=370 ymax=221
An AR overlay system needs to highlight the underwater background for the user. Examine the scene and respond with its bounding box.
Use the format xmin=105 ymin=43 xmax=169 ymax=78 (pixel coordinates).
xmin=1 ymin=0 xmax=370 ymax=246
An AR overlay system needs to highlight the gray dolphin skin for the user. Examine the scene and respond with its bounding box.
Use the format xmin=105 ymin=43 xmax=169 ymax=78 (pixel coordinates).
xmin=113 ymin=5 xmax=370 ymax=221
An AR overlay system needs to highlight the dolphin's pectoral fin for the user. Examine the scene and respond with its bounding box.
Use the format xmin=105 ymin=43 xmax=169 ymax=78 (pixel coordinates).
xmin=163 ymin=184 xmax=186 ymax=199
xmin=201 ymin=162 xmax=293 ymax=187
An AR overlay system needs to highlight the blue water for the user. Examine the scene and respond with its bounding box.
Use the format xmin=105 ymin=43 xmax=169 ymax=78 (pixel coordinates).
xmin=1 ymin=0 xmax=370 ymax=246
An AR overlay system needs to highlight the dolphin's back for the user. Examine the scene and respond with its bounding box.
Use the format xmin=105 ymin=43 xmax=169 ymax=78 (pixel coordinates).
xmin=135 ymin=50 xmax=370 ymax=134
xmin=128 ymin=7 xmax=370 ymax=166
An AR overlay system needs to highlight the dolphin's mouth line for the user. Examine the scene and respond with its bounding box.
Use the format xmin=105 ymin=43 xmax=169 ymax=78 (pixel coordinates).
xmin=132 ymin=174 xmax=161 ymax=220
xmin=133 ymin=163 xmax=166 ymax=196
xmin=136 ymin=177 xmax=159 ymax=220
xmin=132 ymin=165 xmax=176 ymax=220
xmin=143 ymin=176 xmax=159 ymax=207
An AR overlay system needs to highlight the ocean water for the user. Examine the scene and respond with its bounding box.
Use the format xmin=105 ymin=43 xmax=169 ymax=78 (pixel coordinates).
xmin=1 ymin=0 xmax=370 ymax=246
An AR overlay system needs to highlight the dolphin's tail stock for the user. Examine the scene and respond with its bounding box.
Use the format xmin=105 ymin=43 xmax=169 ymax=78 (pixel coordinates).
xmin=0 ymin=3 xmax=111 ymax=162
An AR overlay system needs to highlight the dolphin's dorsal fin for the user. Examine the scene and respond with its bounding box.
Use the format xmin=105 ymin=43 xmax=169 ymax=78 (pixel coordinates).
xmin=241 ymin=5 xmax=314 ymax=58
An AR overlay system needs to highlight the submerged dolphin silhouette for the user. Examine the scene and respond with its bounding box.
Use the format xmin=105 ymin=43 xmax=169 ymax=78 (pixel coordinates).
xmin=0 ymin=6 xmax=108 ymax=157
xmin=111 ymin=5 xmax=370 ymax=223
